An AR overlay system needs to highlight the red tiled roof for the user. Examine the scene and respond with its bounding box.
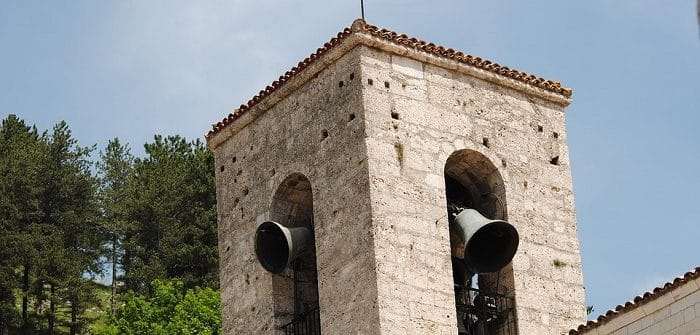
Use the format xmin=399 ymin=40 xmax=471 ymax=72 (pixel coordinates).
xmin=569 ymin=267 xmax=700 ymax=335
xmin=206 ymin=19 xmax=572 ymax=140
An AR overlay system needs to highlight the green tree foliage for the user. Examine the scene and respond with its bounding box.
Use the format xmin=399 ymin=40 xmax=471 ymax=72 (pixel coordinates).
xmin=0 ymin=115 xmax=104 ymax=334
xmin=37 ymin=121 xmax=102 ymax=335
xmin=92 ymin=280 xmax=221 ymax=335
xmin=1 ymin=116 xmax=220 ymax=334
xmin=122 ymin=136 xmax=218 ymax=293
xmin=96 ymin=139 xmax=134 ymax=314
xmin=0 ymin=115 xmax=42 ymax=333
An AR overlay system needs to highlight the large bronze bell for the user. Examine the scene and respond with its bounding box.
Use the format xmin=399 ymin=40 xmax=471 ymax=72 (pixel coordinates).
xmin=254 ymin=221 xmax=312 ymax=274
xmin=450 ymin=209 xmax=519 ymax=274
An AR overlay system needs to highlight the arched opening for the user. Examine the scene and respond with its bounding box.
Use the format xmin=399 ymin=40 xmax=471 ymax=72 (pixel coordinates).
xmin=444 ymin=149 xmax=517 ymax=335
xmin=268 ymin=173 xmax=321 ymax=333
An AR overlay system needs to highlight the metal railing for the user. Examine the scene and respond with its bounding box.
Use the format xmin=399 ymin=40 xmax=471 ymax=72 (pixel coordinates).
xmin=455 ymin=286 xmax=516 ymax=335
xmin=281 ymin=307 xmax=320 ymax=335
xmin=278 ymin=288 xmax=514 ymax=335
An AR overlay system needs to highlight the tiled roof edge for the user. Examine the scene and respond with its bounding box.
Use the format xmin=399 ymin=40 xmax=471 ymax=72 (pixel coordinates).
xmin=206 ymin=19 xmax=572 ymax=141
xmin=569 ymin=267 xmax=700 ymax=335
xmin=358 ymin=21 xmax=572 ymax=97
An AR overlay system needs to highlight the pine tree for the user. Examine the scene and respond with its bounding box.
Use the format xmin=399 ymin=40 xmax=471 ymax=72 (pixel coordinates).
xmin=0 ymin=115 xmax=43 ymax=332
xmin=97 ymin=138 xmax=134 ymax=315
xmin=122 ymin=136 xmax=218 ymax=293
xmin=36 ymin=121 xmax=101 ymax=335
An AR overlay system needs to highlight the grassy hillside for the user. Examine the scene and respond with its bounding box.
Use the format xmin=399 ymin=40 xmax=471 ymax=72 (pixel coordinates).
xmin=84 ymin=281 xmax=113 ymax=332
xmin=12 ymin=280 xmax=113 ymax=335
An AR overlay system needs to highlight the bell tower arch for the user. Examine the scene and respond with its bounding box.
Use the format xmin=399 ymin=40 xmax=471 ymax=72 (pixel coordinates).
xmin=264 ymin=173 xmax=320 ymax=331
xmin=445 ymin=149 xmax=518 ymax=334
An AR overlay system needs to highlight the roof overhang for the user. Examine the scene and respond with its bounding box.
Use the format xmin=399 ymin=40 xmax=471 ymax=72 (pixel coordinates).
xmin=206 ymin=19 xmax=573 ymax=150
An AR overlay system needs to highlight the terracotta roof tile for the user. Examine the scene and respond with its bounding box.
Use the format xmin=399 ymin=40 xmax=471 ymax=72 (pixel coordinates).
xmin=206 ymin=19 xmax=572 ymax=140
xmin=569 ymin=267 xmax=700 ymax=335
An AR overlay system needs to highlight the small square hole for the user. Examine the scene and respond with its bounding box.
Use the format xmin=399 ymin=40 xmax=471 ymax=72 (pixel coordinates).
xmin=391 ymin=111 xmax=400 ymax=120
xmin=482 ymin=138 xmax=490 ymax=148
xmin=350 ymin=73 xmax=355 ymax=80
xmin=384 ymin=81 xmax=390 ymax=89
xmin=339 ymin=81 xmax=344 ymax=88
xmin=367 ymin=79 xmax=373 ymax=85
xmin=537 ymin=125 xmax=544 ymax=132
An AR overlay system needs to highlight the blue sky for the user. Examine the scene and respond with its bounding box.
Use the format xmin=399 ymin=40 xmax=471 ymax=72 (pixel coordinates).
xmin=1 ymin=0 xmax=698 ymax=318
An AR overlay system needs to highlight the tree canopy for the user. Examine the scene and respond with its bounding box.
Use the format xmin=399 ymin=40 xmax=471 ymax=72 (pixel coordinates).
xmin=0 ymin=115 xmax=219 ymax=335
xmin=122 ymin=135 xmax=218 ymax=294
xmin=92 ymin=280 xmax=221 ymax=335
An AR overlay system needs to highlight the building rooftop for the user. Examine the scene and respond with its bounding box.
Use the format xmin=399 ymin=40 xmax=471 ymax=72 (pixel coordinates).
xmin=569 ymin=266 xmax=700 ymax=334
xmin=206 ymin=19 xmax=572 ymax=142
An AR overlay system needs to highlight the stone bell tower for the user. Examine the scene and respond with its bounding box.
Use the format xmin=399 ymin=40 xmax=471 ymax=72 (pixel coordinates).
xmin=206 ymin=19 xmax=586 ymax=335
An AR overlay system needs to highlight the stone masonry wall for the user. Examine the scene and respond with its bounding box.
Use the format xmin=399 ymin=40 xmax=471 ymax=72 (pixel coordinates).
xmin=211 ymin=35 xmax=586 ymax=334
xmin=213 ymin=46 xmax=382 ymax=334
xmin=359 ymin=44 xmax=586 ymax=334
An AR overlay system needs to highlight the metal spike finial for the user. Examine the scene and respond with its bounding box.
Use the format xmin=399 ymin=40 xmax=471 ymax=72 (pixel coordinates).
xmin=361 ymin=0 xmax=365 ymax=20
